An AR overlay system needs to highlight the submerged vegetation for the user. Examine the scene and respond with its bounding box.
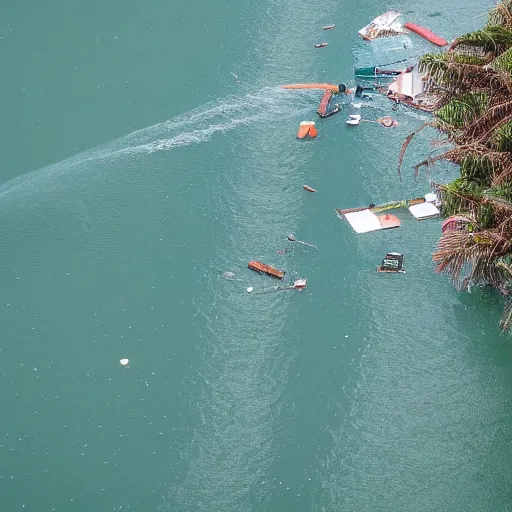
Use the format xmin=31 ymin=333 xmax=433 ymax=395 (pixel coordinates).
xmin=400 ymin=0 xmax=512 ymax=330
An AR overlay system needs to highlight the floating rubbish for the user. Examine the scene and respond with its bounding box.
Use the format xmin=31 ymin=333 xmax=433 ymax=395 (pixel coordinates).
xmin=377 ymin=116 xmax=399 ymax=127
xmin=346 ymin=115 xmax=398 ymax=127
xmin=323 ymin=24 xmax=336 ymax=30
xmin=262 ymin=278 xmax=308 ymax=293
xmin=247 ymin=287 xmax=254 ymax=293
xmin=315 ymin=42 xmax=328 ymax=48
xmin=303 ymin=185 xmax=317 ymax=192
xmin=377 ymin=252 xmax=406 ymax=273
xmin=119 ymin=358 xmax=130 ymax=367
xmin=287 ymin=234 xmax=317 ymax=248
xmin=222 ymin=271 xmax=237 ymax=279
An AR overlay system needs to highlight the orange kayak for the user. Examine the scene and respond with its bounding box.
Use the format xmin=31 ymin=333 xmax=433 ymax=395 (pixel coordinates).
xmin=248 ymin=261 xmax=285 ymax=279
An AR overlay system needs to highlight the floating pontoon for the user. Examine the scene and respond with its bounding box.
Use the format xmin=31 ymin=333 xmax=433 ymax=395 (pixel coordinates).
xmin=248 ymin=261 xmax=285 ymax=279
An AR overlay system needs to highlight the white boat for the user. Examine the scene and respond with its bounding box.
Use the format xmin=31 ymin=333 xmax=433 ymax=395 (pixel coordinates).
xmin=346 ymin=114 xmax=361 ymax=126
xmin=386 ymin=67 xmax=437 ymax=111
xmin=293 ymin=278 xmax=307 ymax=289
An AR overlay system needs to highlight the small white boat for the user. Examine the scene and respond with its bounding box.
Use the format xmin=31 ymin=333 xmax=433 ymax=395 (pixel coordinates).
xmin=293 ymin=278 xmax=307 ymax=289
xmin=346 ymin=114 xmax=361 ymax=126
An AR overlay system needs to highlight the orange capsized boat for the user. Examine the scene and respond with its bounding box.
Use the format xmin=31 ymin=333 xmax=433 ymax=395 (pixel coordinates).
xmin=281 ymin=83 xmax=340 ymax=92
xmin=248 ymin=261 xmax=285 ymax=279
xmin=297 ymin=121 xmax=317 ymax=139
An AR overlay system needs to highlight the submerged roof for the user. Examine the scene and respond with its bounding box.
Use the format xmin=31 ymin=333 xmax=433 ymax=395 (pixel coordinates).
xmin=344 ymin=210 xmax=400 ymax=233
xmin=408 ymin=202 xmax=440 ymax=220
xmin=358 ymin=11 xmax=403 ymax=40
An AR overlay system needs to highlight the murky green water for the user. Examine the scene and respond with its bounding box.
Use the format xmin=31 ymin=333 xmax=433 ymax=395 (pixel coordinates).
xmin=1 ymin=1 xmax=512 ymax=510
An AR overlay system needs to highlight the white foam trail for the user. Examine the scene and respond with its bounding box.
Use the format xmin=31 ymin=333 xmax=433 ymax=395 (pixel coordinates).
xmin=0 ymin=87 xmax=311 ymax=209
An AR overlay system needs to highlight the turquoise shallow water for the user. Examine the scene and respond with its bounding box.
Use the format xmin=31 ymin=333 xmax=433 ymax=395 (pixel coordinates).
xmin=2 ymin=1 xmax=512 ymax=511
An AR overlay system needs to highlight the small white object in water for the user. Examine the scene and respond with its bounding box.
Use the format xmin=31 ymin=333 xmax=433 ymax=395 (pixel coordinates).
xmin=119 ymin=358 xmax=130 ymax=367
xmin=352 ymin=102 xmax=362 ymax=108
xmin=247 ymin=287 xmax=254 ymax=293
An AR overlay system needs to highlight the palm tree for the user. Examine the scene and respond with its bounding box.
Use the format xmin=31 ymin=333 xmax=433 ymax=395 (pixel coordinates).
xmin=399 ymin=0 xmax=512 ymax=329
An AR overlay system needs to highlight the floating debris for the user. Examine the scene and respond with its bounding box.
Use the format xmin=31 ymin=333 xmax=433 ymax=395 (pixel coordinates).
xmin=119 ymin=358 xmax=130 ymax=367
xmin=281 ymin=83 xmax=342 ymax=92
xmin=287 ymin=234 xmax=317 ymax=248
xmin=222 ymin=271 xmax=237 ymax=280
xmin=303 ymin=185 xmax=317 ymax=192
xmin=377 ymin=252 xmax=406 ymax=273
xmin=261 ymin=278 xmax=308 ymax=293
xmin=315 ymin=42 xmax=328 ymax=48
xmin=346 ymin=114 xmax=398 ymax=127
xmin=247 ymin=287 xmax=254 ymax=293
xmin=323 ymin=24 xmax=336 ymax=30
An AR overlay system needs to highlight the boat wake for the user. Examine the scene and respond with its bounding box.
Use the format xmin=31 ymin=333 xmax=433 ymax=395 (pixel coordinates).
xmin=0 ymin=86 xmax=311 ymax=210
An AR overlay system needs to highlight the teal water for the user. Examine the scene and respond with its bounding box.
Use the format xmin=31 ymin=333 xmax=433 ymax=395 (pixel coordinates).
xmin=2 ymin=1 xmax=512 ymax=511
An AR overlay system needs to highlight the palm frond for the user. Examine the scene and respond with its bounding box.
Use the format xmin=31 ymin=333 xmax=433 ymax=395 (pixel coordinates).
xmin=450 ymin=26 xmax=512 ymax=56
xmin=488 ymin=0 xmax=512 ymax=31
xmin=397 ymin=123 xmax=433 ymax=178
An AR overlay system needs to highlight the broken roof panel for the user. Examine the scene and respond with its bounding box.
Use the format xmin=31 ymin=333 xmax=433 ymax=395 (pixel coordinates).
xmin=358 ymin=11 xmax=404 ymax=40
